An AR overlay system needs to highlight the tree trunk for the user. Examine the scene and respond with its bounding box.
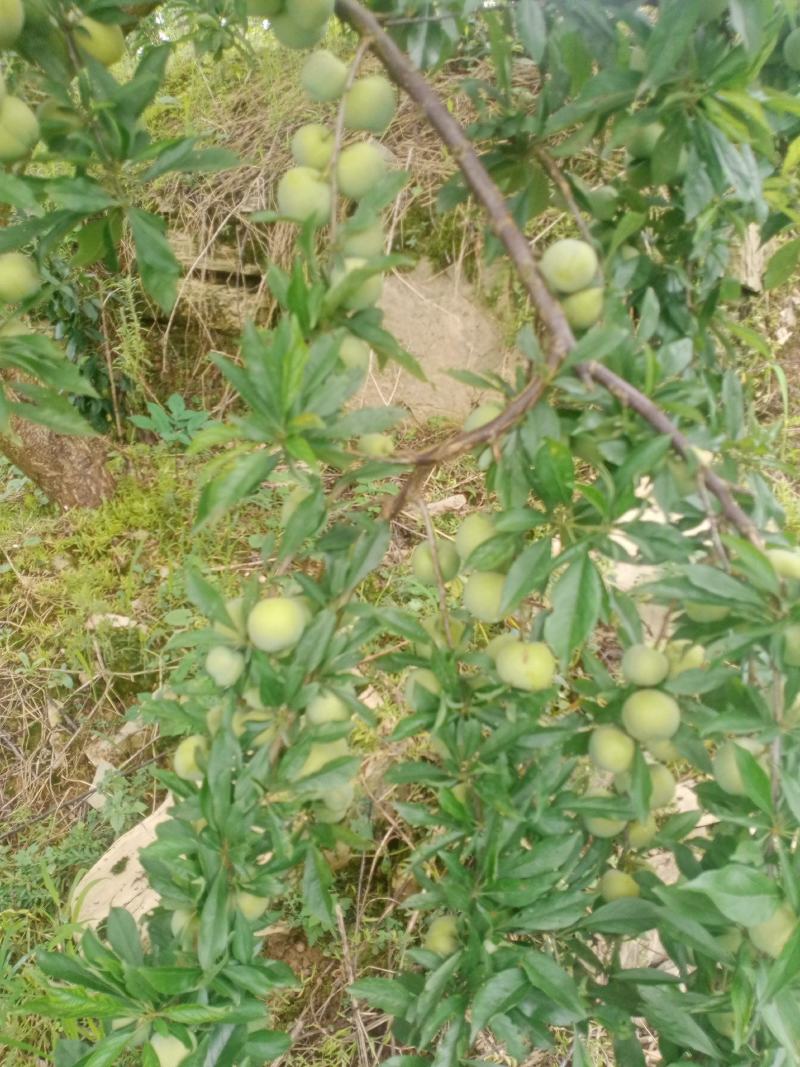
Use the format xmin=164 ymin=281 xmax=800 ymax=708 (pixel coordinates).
xmin=0 ymin=417 xmax=116 ymax=508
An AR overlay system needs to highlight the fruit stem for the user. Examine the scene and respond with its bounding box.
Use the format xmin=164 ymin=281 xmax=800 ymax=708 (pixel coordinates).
xmin=416 ymin=494 xmax=453 ymax=646
xmin=328 ymin=37 xmax=371 ymax=242
xmin=534 ymin=147 xmax=596 ymax=248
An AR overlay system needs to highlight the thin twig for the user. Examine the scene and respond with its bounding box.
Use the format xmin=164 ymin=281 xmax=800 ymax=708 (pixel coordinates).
xmin=416 ymin=495 xmax=453 ymax=645
xmin=329 ymin=37 xmax=371 ymax=243
xmin=535 ymin=147 xmax=595 ymax=247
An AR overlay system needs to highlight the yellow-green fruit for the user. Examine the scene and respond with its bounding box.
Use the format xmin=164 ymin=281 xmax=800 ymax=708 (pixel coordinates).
xmin=712 ymin=737 xmax=765 ymax=796
xmin=717 ymin=927 xmax=743 ymax=954
xmin=0 ymin=0 xmax=24 ymax=48
xmin=666 ymin=639 xmax=705 ymax=676
xmin=749 ymin=903 xmax=797 ymax=958
xmin=286 ymin=0 xmax=333 ymax=30
xmin=344 ymin=75 xmax=397 ymax=134
xmin=301 ymin=738 xmax=349 ymax=776
xmin=589 ymin=725 xmax=635 ymax=774
xmin=332 ymin=256 xmax=383 ymax=309
xmin=685 ymin=601 xmax=729 ymax=623
xmin=235 ymin=891 xmax=270 ymax=920
xmin=173 ymin=735 xmax=208 ymax=782
xmin=590 ymin=184 xmax=618 ymax=221
xmin=243 ymin=686 xmax=267 ymax=709
xmin=463 ymin=570 xmax=506 ymax=623
xmin=784 ymin=27 xmax=800 ymax=71
xmin=247 ymin=596 xmax=307 ymax=653
xmin=291 ymin=123 xmax=334 ymax=170
xmin=495 ymin=640 xmax=556 ymax=692
xmin=0 ymin=96 xmax=40 ymax=162
xmin=622 ymin=689 xmax=680 ymax=742
xmin=306 ymin=690 xmax=350 ymax=725
xmin=539 ymin=238 xmax=599 ymax=294
xmin=646 ymin=737 xmax=680 ymax=763
xmin=340 ymin=333 xmax=370 ymax=372
xmin=337 ymin=142 xmax=387 ymax=199
xmin=169 ymin=908 xmax=195 ymax=939
xmin=301 ymin=49 xmax=348 ymax=102
xmin=246 ymin=0 xmax=282 ymax=14
xmin=486 ymin=631 xmax=518 ymax=661
xmin=405 ymin=667 xmax=441 ymax=712
xmin=463 ymin=402 xmax=502 ymax=432
xmin=271 ymin=12 xmax=325 ymax=48
xmin=205 ymin=645 xmax=245 ymax=688
xmin=628 ymin=813 xmax=658 ymax=849
xmin=342 ymin=221 xmax=385 ymax=257
xmin=205 ymin=705 xmax=223 ymax=736
xmin=317 ymin=780 xmax=355 ymax=821
xmin=424 ymin=915 xmax=458 ymax=956
xmin=767 ymin=547 xmax=800 ymax=580
xmin=0 ymin=252 xmax=40 ymax=303
xmin=213 ymin=597 xmax=246 ymax=643
xmin=411 ymin=540 xmax=460 ymax=584
xmin=74 ymin=16 xmax=125 ymax=65
xmin=455 ymin=512 xmax=495 ymax=562
xmin=621 ymin=644 xmax=670 ymax=687
xmin=232 ymin=709 xmax=273 ymax=742
xmin=709 ymin=1012 xmax=736 ymax=1039
xmin=583 ymin=788 xmax=627 ymax=838
xmin=628 ymin=122 xmax=664 ymax=160
xmin=149 ymin=1033 xmax=194 ymax=1067
xmin=599 ymin=869 xmax=640 ymax=902
xmin=784 ymin=624 xmax=800 ymax=668
xmin=277 ymin=166 xmax=331 ymax=225
xmin=648 ymin=762 xmax=676 ymax=808
xmin=562 ymin=286 xmax=604 ymax=331
xmin=358 ymin=432 xmax=394 ymax=457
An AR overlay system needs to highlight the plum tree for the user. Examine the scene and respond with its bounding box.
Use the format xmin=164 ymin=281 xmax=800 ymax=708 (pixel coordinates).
xmin=0 ymin=251 xmax=40 ymax=302
xmin=766 ymin=547 xmax=800 ymax=580
xmin=495 ymin=641 xmax=556 ymax=691
xmin=344 ymin=75 xmax=397 ymax=133
xmin=599 ymin=869 xmax=640 ymax=902
xmin=462 ymin=570 xmax=506 ymax=622
xmin=405 ymin=667 xmax=441 ymax=713
xmin=173 ymin=735 xmax=208 ymax=782
xmin=748 ymin=902 xmax=797 ymax=957
xmin=306 ymin=690 xmax=350 ymax=724
xmin=712 ymin=738 xmax=765 ymax=796
xmin=627 ymin=813 xmax=658 ymax=849
xmin=454 ymin=512 xmax=495 ymax=562
xmin=463 ymin=402 xmax=503 ymax=432
xmin=337 ymin=142 xmax=387 ymax=199
xmin=205 ymin=645 xmax=245 ymax=688
xmin=301 ymin=49 xmax=348 ymax=102
xmin=0 ymin=0 xmax=23 ymax=48
xmin=622 ymin=689 xmax=681 ymax=741
xmin=411 ymin=539 xmax=460 ymax=584
xmin=358 ymin=431 xmax=394 ymax=456
xmin=247 ymin=596 xmax=307 ymax=653
xmin=589 ymin=725 xmax=635 ymax=774
xmin=291 ymin=123 xmax=334 ymax=170
xmin=424 ymin=915 xmax=458 ymax=956
xmin=539 ymin=238 xmax=598 ymax=294
xmin=621 ymin=644 xmax=669 ymax=687
xmin=561 ymin=286 xmax=603 ymax=331
xmin=74 ymin=16 xmax=125 ymax=66
xmin=277 ymin=166 xmax=332 ymax=224
xmin=149 ymin=1033 xmax=195 ymax=1067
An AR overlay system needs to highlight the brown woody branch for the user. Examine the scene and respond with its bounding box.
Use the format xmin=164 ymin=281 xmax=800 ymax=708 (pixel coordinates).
xmin=334 ymin=0 xmax=762 ymax=548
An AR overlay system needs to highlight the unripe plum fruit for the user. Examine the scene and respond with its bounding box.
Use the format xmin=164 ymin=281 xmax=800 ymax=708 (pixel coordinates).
xmin=0 ymin=252 xmax=41 ymax=303
xmin=621 ymin=644 xmax=669 ymax=687
xmin=627 ymin=813 xmax=657 ymax=849
xmin=539 ymin=238 xmax=598 ymax=294
xmin=748 ymin=902 xmax=797 ymax=958
xmin=277 ymin=166 xmax=331 ymax=225
xmin=463 ymin=570 xmax=506 ymax=623
xmin=647 ymin=762 xmax=676 ymax=808
xmin=463 ymin=402 xmax=502 ymax=432
xmin=646 ymin=737 xmax=680 ymax=763
xmin=589 ymin=184 xmax=618 ymax=221
xmin=149 ymin=1033 xmax=194 ymax=1067
xmin=666 ymin=639 xmax=705 ymax=677
xmin=205 ymin=645 xmax=245 ymax=688
xmin=405 ymin=667 xmax=441 ymax=713
xmin=213 ymin=596 xmax=247 ymax=643
xmin=411 ymin=539 xmax=460 ymax=585
xmin=622 ymin=689 xmax=680 ymax=741
xmin=495 ymin=640 xmax=556 ymax=691
xmin=169 ymin=908 xmax=196 ymax=940
xmin=246 ymin=0 xmax=282 ymax=14
xmin=627 ymin=122 xmax=664 ymax=160
xmin=785 ymin=27 xmax=800 ymax=71
xmin=424 ymin=915 xmax=458 ymax=955
xmin=562 ymin=286 xmax=604 ymax=331
xmin=583 ymin=788 xmax=626 ymax=838
xmin=291 ymin=123 xmax=334 ymax=170
xmin=317 ymin=780 xmax=355 ymax=822
xmin=455 ymin=512 xmax=495 ymax=562
xmin=0 ymin=96 xmax=40 ymax=162
xmin=358 ymin=432 xmax=394 ymax=457
xmin=74 ymin=16 xmax=125 ymax=66
xmin=766 ymin=547 xmax=800 ymax=580
xmin=485 ymin=631 xmax=518 ymax=661
xmin=685 ymin=601 xmax=729 ymax=623
xmin=712 ymin=737 xmax=765 ymax=796
xmin=301 ymin=49 xmax=348 ymax=102
xmin=599 ymin=869 xmax=640 ymax=902
xmin=235 ymin=890 xmax=270 ymax=920
xmin=306 ymin=690 xmax=350 ymax=725
xmin=709 ymin=1013 xmax=735 ymax=1039
xmin=339 ymin=333 xmax=370 ymax=372
xmin=589 ymin=725 xmax=635 ymax=774
xmin=332 ymin=256 xmax=383 ymax=309
xmin=173 ymin=735 xmax=208 ymax=781
xmin=247 ymin=596 xmax=307 ymax=653
xmin=205 ymin=705 xmax=223 ymax=736
xmin=271 ymin=12 xmax=325 ymax=48
xmin=783 ymin=624 xmax=800 ymax=667
xmin=337 ymin=142 xmax=387 ymax=200
xmin=0 ymin=0 xmax=24 ymax=49
xmin=301 ymin=737 xmax=349 ymax=777
xmin=286 ymin=0 xmax=333 ymax=30
xmin=342 ymin=220 xmax=385 ymax=257
xmin=344 ymin=75 xmax=397 ymax=134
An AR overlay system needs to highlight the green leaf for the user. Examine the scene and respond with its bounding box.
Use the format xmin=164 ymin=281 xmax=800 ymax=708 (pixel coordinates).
xmin=637 ymin=986 xmax=719 ymax=1057
xmin=106 ymin=908 xmax=142 ymax=966
xmin=530 ymin=438 xmax=573 ymax=508
xmin=350 ymin=977 xmax=414 ymax=1017
xmin=515 ymin=0 xmax=546 ymax=62
xmin=579 ymin=899 xmax=661 ymax=934
xmin=35 ymin=951 xmax=120 ymax=997
xmin=469 ymin=968 xmax=528 ymax=1041
xmin=9 ymin=386 xmax=96 ymax=436
xmin=684 ymin=866 xmax=779 ymax=925
xmin=195 ymin=449 xmax=277 ymax=529
xmin=245 ymin=1029 xmax=292 ymax=1060
xmin=498 ymin=539 xmax=552 ymax=615
xmin=764 ymin=239 xmax=800 ymax=290
xmin=126 ymin=207 xmax=181 ymax=313
xmin=302 ymin=846 xmax=335 ymax=930
xmin=0 ymin=334 xmax=98 ymax=396
xmin=544 ymin=553 xmax=603 ymax=664
xmin=198 ymin=869 xmax=230 ymax=971
xmin=46 ymin=178 xmax=118 ymax=214
xmin=763 ymin=926 xmax=800 ymax=1001
xmin=0 ymin=171 xmax=42 ymax=213
xmin=520 ymin=952 xmax=586 ymax=1019
xmin=641 ymin=0 xmax=701 ymax=90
